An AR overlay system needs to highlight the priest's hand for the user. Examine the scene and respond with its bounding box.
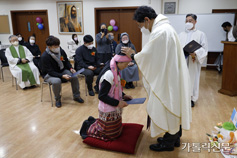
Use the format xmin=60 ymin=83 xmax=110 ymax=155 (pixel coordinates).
xmin=117 ymin=100 xmax=128 ymax=108
xmin=62 ymin=74 xmax=71 ymax=80
xmin=123 ymin=95 xmax=133 ymax=101
xmin=121 ymin=47 xmax=135 ymax=58
xmin=21 ymin=58 xmax=28 ymax=64
xmin=70 ymin=68 xmax=76 ymax=73
xmin=190 ymin=52 xmax=196 ymax=62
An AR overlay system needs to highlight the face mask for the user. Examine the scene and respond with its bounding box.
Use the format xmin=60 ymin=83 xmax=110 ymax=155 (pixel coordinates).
xmin=101 ymin=29 xmax=105 ymax=33
xmin=122 ymin=40 xmax=129 ymax=44
xmin=18 ymin=37 xmax=22 ymax=41
xmin=12 ymin=41 xmax=19 ymax=46
xmin=140 ymin=26 xmax=150 ymax=35
xmin=51 ymin=47 xmax=60 ymax=53
xmin=30 ymin=39 xmax=35 ymax=44
xmin=87 ymin=44 xmax=93 ymax=49
xmin=74 ymin=37 xmax=78 ymax=41
xmin=185 ymin=22 xmax=194 ymax=31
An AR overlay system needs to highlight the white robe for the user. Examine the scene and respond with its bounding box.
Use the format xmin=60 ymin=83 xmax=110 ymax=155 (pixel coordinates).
xmin=5 ymin=45 xmax=40 ymax=89
xmin=179 ymin=29 xmax=208 ymax=102
xmin=134 ymin=14 xmax=192 ymax=137
xmin=228 ymin=27 xmax=236 ymax=42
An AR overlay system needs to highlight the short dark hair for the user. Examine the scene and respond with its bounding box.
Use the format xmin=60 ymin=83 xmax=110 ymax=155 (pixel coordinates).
xmin=15 ymin=33 xmax=22 ymax=36
xmin=222 ymin=22 xmax=232 ymax=28
xmin=46 ymin=35 xmax=60 ymax=46
xmin=72 ymin=34 xmax=77 ymax=39
xmin=133 ymin=6 xmax=157 ymax=22
xmin=186 ymin=14 xmax=197 ymax=21
xmin=83 ymin=35 xmax=93 ymax=43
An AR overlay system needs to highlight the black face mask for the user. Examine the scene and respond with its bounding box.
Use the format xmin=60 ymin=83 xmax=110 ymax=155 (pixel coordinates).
xmin=101 ymin=29 xmax=105 ymax=32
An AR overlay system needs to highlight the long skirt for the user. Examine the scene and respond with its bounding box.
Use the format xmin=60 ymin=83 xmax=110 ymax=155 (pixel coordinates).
xmin=87 ymin=110 xmax=123 ymax=141
xmin=120 ymin=64 xmax=139 ymax=82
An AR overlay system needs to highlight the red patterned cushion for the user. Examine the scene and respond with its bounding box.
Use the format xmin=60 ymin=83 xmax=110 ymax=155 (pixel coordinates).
xmin=83 ymin=123 xmax=143 ymax=154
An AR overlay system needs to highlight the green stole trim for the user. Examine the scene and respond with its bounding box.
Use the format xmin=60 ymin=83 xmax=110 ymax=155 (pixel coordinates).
xmin=9 ymin=45 xmax=36 ymax=85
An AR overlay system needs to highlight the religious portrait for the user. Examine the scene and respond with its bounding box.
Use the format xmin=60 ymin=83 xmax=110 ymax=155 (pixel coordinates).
xmin=162 ymin=0 xmax=179 ymax=14
xmin=57 ymin=1 xmax=83 ymax=34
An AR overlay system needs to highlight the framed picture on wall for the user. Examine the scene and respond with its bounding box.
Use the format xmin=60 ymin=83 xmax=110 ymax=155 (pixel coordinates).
xmin=162 ymin=0 xmax=179 ymax=14
xmin=57 ymin=1 xmax=83 ymax=34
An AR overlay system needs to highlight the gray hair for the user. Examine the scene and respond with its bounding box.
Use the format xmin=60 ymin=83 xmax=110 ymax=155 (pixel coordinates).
xmin=8 ymin=35 xmax=18 ymax=42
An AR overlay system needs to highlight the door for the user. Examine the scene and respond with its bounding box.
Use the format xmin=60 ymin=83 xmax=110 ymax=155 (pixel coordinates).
xmin=95 ymin=7 xmax=141 ymax=52
xmin=11 ymin=10 xmax=50 ymax=53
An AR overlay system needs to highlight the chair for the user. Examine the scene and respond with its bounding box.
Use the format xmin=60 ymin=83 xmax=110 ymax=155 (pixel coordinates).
xmin=41 ymin=81 xmax=53 ymax=107
xmin=0 ymin=49 xmax=9 ymax=82
xmin=0 ymin=49 xmax=18 ymax=90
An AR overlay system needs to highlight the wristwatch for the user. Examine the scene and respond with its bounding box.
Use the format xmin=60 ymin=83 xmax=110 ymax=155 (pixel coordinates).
xmin=130 ymin=53 xmax=135 ymax=60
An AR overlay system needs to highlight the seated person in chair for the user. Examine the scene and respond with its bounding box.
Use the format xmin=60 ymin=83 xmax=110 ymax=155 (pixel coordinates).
xmin=74 ymin=35 xmax=102 ymax=96
xmin=25 ymin=35 xmax=42 ymax=75
xmin=5 ymin=35 xmax=40 ymax=89
xmin=80 ymin=52 xmax=133 ymax=141
xmin=115 ymin=32 xmax=139 ymax=89
xmin=41 ymin=36 xmax=84 ymax=108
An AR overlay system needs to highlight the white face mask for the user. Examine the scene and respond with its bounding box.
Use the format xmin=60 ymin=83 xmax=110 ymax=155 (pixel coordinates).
xmin=51 ymin=47 xmax=60 ymax=53
xmin=18 ymin=37 xmax=22 ymax=41
xmin=30 ymin=39 xmax=35 ymax=44
xmin=185 ymin=22 xmax=194 ymax=31
xmin=122 ymin=40 xmax=129 ymax=44
xmin=74 ymin=37 xmax=78 ymax=41
xmin=141 ymin=22 xmax=150 ymax=35
xmin=87 ymin=44 xmax=93 ymax=49
xmin=12 ymin=41 xmax=19 ymax=46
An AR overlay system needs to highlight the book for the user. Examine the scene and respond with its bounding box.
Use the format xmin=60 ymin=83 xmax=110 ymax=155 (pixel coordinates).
xmin=183 ymin=40 xmax=202 ymax=56
xmin=125 ymin=98 xmax=146 ymax=104
xmin=71 ymin=68 xmax=85 ymax=77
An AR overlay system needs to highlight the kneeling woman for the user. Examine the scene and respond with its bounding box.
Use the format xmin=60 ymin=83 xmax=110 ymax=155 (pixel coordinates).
xmin=80 ymin=52 xmax=133 ymax=141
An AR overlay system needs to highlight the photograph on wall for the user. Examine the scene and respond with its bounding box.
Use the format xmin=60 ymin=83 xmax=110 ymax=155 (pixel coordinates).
xmin=162 ymin=0 xmax=179 ymax=14
xmin=57 ymin=1 xmax=83 ymax=34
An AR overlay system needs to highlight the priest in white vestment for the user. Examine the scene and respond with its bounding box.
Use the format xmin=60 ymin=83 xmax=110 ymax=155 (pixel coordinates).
xmin=5 ymin=35 xmax=40 ymax=89
xmin=179 ymin=14 xmax=208 ymax=107
xmin=122 ymin=6 xmax=192 ymax=152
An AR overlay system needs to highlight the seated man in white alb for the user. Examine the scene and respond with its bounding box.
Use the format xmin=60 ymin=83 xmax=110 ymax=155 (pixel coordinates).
xmin=5 ymin=35 xmax=40 ymax=89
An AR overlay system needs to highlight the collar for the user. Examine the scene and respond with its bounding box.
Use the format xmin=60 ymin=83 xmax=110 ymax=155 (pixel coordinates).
xmin=151 ymin=14 xmax=170 ymax=33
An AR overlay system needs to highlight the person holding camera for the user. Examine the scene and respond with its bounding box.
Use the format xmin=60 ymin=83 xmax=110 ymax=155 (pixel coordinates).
xmin=96 ymin=23 xmax=112 ymax=65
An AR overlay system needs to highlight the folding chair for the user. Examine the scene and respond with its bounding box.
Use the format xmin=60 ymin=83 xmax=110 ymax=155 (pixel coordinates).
xmin=41 ymin=81 xmax=53 ymax=107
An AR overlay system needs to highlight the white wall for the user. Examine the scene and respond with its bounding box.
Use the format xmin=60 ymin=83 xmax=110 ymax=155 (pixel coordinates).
xmin=0 ymin=0 xmax=236 ymax=55
xmin=178 ymin=0 xmax=237 ymax=14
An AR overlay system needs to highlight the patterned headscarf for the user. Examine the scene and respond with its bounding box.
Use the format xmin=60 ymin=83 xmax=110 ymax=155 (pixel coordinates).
xmin=110 ymin=53 xmax=131 ymax=99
